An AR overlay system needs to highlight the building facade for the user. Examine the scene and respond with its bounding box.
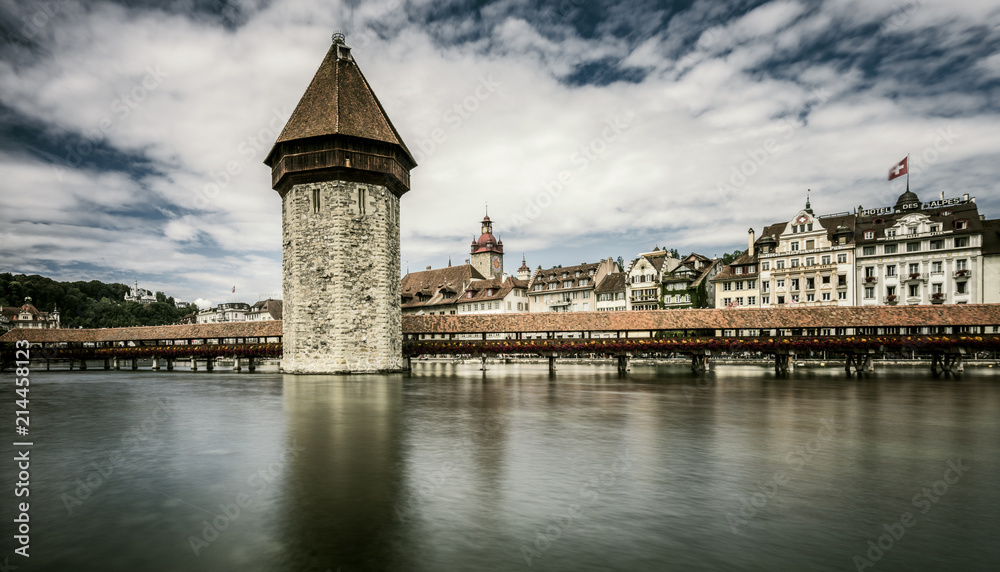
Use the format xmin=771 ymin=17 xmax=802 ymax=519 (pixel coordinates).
xmin=855 ymin=190 xmax=984 ymax=306
xmin=124 ymin=280 xmax=157 ymax=304
xmin=755 ymin=198 xmax=857 ymax=308
xmin=0 ymin=297 xmax=60 ymax=329
xmin=528 ymin=258 xmax=618 ymax=312
xmin=246 ymin=299 xmax=283 ymax=321
xmin=595 ymin=272 xmax=627 ymax=311
xmin=662 ymin=253 xmax=721 ymax=308
xmin=401 ymin=264 xmax=484 ymax=316
xmin=626 ymin=249 xmax=670 ymax=310
xmin=265 ymin=34 xmax=416 ymax=373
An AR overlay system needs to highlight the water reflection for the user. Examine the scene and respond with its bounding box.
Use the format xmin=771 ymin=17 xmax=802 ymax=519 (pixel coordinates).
xmin=3 ymin=364 xmax=998 ymax=571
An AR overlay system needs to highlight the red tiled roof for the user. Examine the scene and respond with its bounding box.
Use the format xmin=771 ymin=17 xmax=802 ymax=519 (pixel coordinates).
xmin=402 ymin=304 xmax=1000 ymax=334
xmin=595 ymin=272 xmax=627 ymax=294
xmin=401 ymin=264 xmax=484 ymax=310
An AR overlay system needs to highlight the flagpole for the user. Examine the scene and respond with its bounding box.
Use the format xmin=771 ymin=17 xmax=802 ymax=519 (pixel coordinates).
xmin=906 ymin=153 xmax=910 ymax=192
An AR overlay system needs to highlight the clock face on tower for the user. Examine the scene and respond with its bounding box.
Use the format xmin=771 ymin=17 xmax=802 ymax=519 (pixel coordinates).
xmin=492 ymin=256 xmax=501 ymax=270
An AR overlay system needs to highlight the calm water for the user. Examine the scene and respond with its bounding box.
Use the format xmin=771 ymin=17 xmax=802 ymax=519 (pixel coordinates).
xmin=3 ymin=363 xmax=999 ymax=571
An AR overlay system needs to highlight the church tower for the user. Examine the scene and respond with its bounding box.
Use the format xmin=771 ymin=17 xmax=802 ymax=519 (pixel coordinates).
xmin=264 ymin=33 xmax=416 ymax=373
xmin=470 ymin=212 xmax=504 ymax=278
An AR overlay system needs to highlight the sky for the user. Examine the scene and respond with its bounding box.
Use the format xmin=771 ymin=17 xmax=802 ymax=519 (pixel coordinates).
xmin=1 ymin=0 xmax=998 ymax=308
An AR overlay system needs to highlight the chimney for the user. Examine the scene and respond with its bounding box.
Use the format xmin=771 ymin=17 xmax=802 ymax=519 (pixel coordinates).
xmin=426 ymin=265 xmax=431 ymax=271
xmin=747 ymin=227 xmax=755 ymax=257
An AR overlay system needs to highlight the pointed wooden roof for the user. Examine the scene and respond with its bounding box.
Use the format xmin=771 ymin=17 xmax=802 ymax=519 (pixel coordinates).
xmin=265 ymin=37 xmax=415 ymax=165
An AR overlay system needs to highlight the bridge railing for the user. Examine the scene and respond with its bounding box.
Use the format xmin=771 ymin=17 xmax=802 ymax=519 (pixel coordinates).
xmin=403 ymin=334 xmax=1000 ymax=357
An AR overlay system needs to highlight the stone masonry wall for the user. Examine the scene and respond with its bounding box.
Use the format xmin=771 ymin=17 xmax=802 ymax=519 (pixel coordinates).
xmin=282 ymin=179 xmax=401 ymax=373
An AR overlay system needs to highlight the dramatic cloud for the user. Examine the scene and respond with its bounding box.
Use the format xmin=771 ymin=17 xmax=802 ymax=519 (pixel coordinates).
xmin=0 ymin=0 xmax=998 ymax=303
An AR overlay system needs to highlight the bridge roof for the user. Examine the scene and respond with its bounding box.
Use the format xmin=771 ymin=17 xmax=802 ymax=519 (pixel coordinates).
xmin=0 ymin=321 xmax=281 ymax=344
xmin=401 ymin=304 xmax=1000 ymax=334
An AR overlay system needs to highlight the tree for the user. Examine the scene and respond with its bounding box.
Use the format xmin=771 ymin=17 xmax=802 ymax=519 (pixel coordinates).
xmin=721 ymin=250 xmax=745 ymax=265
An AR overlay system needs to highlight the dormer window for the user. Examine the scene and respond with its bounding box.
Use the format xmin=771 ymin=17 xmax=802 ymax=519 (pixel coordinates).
xmin=864 ymin=230 xmax=874 ymax=239
xmin=955 ymin=219 xmax=968 ymax=230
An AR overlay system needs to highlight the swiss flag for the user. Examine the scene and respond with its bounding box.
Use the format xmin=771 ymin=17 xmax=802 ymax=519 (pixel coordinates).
xmin=888 ymin=157 xmax=908 ymax=181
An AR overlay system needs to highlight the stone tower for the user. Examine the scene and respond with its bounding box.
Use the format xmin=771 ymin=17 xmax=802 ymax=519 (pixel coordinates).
xmin=264 ymin=33 xmax=416 ymax=373
xmin=469 ymin=212 xmax=504 ymax=278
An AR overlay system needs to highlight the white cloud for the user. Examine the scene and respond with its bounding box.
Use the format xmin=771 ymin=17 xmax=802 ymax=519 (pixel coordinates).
xmin=0 ymin=0 xmax=998 ymax=293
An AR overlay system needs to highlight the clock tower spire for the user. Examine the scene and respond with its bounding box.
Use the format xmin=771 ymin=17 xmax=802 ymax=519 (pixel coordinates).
xmin=470 ymin=210 xmax=504 ymax=278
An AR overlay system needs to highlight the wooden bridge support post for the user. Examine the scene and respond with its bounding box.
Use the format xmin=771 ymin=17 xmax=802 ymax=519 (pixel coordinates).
xmin=617 ymin=354 xmax=631 ymax=374
xmin=206 ymin=358 xmax=214 ymax=372
xmin=863 ymin=353 xmax=874 ymax=373
xmin=46 ymin=359 xmax=50 ymax=371
xmin=113 ymin=357 xmax=120 ymax=370
xmin=104 ymin=358 xmax=110 ymax=370
xmin=548 ymin=355 xmax=557 ymax=373
xmin=79 ymin=359 xmax=87 ymax=371
xmin=404 ymin=356 xmax=412 ymax=372
xmin=69 ymin=360 xmax=74 ymax=370
xmin=190 ymin=358 xmax=198 ymax=371
xmin=234 ymin=356 xmax=242 ymax=372
xmin=774 ymin=352 xmax=794 ymax=375
xmin=690 ymin=353 xmax=707 ymax=373
xmin=247 ymin=357 xmax=255 ymax=372
xmin=131 ymin=358 xmax=138 ymax=370
xmin=167 ymin=358 xmax=174 ymax=371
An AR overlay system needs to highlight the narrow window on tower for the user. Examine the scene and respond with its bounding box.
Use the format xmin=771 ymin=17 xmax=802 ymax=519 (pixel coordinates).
xmin=312 ymin=189 xmax=320 ymax=213
xmin=358 ymin=187 xmax=367 ymax=216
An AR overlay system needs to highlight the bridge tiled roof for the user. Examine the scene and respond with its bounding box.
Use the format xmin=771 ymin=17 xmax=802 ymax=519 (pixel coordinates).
xmin=0 ymin=321 xmax=282 ymax=344
xmin=402 ymin=304 xmax=1000 ymax=334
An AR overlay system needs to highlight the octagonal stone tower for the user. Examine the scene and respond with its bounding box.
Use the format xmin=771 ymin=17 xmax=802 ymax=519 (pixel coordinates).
xmin=264 ymin=33 xmax=416 ymax=373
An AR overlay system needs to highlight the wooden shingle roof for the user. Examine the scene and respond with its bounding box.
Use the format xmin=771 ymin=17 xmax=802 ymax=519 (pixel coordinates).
xmin=0 ymin=321 xmax=282 ymax=344
xmin=264 ymin=39 xmax=415 ymax=165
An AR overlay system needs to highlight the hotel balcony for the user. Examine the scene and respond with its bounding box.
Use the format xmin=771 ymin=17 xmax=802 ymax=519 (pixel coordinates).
xmin=954 ymin=269 xmax=972 ymax=279
xmin=905 ymin=273 xmax=928 ymax=282
xmin=863 ymin=275 xmax=877 ymax=284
